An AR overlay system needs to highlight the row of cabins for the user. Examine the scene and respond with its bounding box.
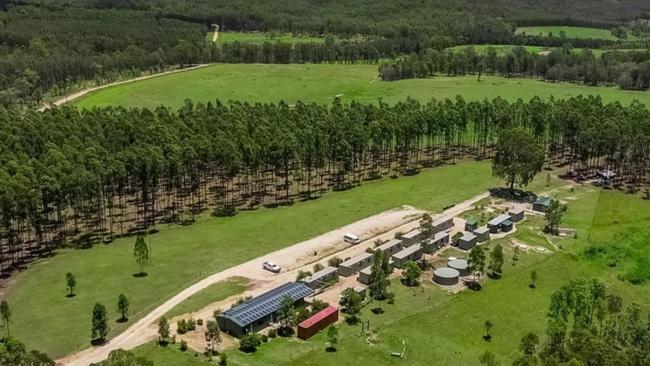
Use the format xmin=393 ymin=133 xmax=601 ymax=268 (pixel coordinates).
xmin=457 ymin=208 xmax=525 ymax=251
xmin=217 ymin=216 xmax=457 ymax=338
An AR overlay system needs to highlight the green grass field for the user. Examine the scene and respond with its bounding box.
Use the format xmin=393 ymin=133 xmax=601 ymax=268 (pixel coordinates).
xmin=165 ymin=277 xmax=249 ymax=318
xmin=515 ymin=26 xmax=621 ymax=40
xmin=5 ymin=161 xmax=513 ymax=358
xmin=73 ymin=64 xmax=650 ymax=110
xmin=212 ymin=32 xmax=326 ymax=44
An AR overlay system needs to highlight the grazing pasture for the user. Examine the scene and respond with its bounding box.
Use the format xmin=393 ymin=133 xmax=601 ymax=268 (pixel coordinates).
xmin=73 ymin=64 xmax=650 ymax=110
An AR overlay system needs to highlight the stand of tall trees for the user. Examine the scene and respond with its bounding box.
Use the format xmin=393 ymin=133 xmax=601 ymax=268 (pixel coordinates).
xmin=1 ymin=95 xmax=649 ymax=277
xmin=379 ymin=46 xmax=650 ymax=91
xmin=513 ymin=280 xmax=650 ymax=365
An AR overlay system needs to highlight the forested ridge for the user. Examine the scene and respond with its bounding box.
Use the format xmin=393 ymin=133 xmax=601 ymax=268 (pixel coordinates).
xmin=3 ymin=0 xmax=650 ymax=107
xmin=1 ymin=96 xmax=649 ymax=277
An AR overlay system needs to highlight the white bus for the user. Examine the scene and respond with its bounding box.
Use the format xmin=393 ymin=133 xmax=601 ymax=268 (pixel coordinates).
xmin=343 ymin=233 xmax=361 ymax=245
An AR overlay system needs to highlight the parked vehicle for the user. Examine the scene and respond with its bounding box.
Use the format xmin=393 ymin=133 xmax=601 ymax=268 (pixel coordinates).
xmin=263 ymin=261 xmax=281 ymax=273
xmin=343 ymin=233 xmax=361 ymax=245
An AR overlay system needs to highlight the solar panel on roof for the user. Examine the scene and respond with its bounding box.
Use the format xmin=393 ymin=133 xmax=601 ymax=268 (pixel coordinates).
xmin=220 ymin=282 xmax=313 ymax=327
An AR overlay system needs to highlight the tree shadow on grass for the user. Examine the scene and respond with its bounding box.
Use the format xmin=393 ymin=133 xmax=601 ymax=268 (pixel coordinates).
xmin=65 ymin=293 xmax=76 ymax=298
xmin=90 ymin=338 xmax=107 ymax=346
xmin=116 ymin=317 xmax=129 ymax=323
xmin=326 ymin=347 xmax=337 ymax=353
xmin=133 ymin=272 xmax=148 ymax=278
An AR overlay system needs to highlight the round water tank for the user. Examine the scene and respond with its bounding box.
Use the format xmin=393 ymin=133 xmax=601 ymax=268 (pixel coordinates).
xmin=433 ymin=267 xmax=460 ymax=286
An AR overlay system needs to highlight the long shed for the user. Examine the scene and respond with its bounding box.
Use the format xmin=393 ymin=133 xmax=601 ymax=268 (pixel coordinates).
xmin=297 ymin=306 xmax=339 ymax=340
xmin=375 ymin=239 xmax=403 ymax=255
xmin=217 ymin=282 xmax=313 ymax=337
xmin=391 ymin=244 xmax=423 ymax=268
xmin=338 ymin=252 xmax=373 ymax=277
xmin=401 ymin=229 xmax=422 ymax=246
xmin=301 ymin=266 xmax=338 ymax=289
xmin=432 ymin=217 xmax=454 ymax=233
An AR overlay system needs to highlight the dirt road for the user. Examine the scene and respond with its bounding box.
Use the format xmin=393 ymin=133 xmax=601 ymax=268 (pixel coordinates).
xmin=39 ymin=64 xmax=212 ymax=111
xmin=56 ymin=206 xmax=422 ymax=366
xmin=57 ymin=192 xmax=489 ymax=365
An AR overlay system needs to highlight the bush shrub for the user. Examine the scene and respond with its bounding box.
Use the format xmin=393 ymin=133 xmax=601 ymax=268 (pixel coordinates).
xmin=261 ymin=334 xmax=269 ymax=343
xmin=179 ymin=340 xmax=188 ymax=351
xmin=328 ymin=257 xmax=343 ymax=267
xmin=313 ymin=263 xmax=324 ymax=273
xmin=239 ymin=334 xmax=261 ymax=353
xmin=268 ymin=328 xmax=277 ymax=338
xmin=196 ymin=319 xmax=203 ymax=326
xmin=218 ymin=353 xmax=228 ymax=365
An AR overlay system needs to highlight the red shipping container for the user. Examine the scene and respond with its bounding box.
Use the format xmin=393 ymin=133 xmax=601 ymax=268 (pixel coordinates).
xmin=297 ymin=306 xmax=339 ymax=340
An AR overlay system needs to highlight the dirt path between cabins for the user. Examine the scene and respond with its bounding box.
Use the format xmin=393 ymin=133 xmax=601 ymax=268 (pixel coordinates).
xmin=56 ymin=191 xmax=488 ymax=365
xmin=39 ymin=64 xmax=213 ymax=111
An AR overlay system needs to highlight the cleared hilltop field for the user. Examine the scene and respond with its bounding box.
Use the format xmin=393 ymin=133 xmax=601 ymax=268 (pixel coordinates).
xmin=73 ymin=64 xmax=650 ymax=109
xmin=212 ymin=32 xmax=326 ymax=44
xmin=515 ymin=26 xmax=622 ymax=40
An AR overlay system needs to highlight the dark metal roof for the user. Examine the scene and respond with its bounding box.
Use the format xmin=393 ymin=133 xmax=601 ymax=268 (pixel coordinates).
xmin=219 ymin=282 xmax=313 ymax=327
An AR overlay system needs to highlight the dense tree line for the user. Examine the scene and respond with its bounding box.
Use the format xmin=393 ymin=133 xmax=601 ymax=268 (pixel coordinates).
xmin=512 ymin=280 xmax=650 ymax=365
xmin=379 ymin=46 xmax=650 ymax=91
xmin=1 ymin=95 xmax=649 ymax=276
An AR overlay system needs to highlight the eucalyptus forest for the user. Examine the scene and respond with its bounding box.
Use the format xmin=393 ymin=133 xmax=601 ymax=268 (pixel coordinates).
xmin=1 ymin=96 xmax=649 ymax=276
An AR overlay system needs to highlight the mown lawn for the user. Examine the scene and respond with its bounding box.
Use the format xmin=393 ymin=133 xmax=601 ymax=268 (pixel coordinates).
xmin=73 ymin=64 xmax=650 ymax=110
xmin=215 ymin=186 xmax=650 ymax=366
xmin=4 ymin=161 xmax=509 ymax=358
xmin=515 ymin=26 xmax=622 ymax=40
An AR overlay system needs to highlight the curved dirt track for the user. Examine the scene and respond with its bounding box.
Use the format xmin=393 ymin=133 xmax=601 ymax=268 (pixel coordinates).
xmin=57 ymin=191 xmax=489 ymax=365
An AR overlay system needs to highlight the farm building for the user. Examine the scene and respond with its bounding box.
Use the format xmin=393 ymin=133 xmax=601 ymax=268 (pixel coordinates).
xmin=448 ymin=259 xmax=470 ymax=276
xmin=297 ymin=306 xmax=339 ymax=340
xmin=300 ymin=266 xmax=338 ymax=289
xmin=458 ymin=231 xmax=477 ymax=250
xmin=432 ymin=217 xmax=454 ymax=233
xmin=375 ymin=239 xmax=403 ymax=255
xmin=488 ymin=214 xmax=512 ymax=233
xmin=357 ymin=259 xmax=395 ymax=285
xmin=433 ymin=267 xmax=460 ymax=286
xmin=391 ymin=244 xmax=423 ymax=268
xmin=353 ymin=286 xmax=367 ymax=300
xmin=217 ymin=282 xmax=313 ymax=337
xmin=433 ymin=231 xmax=450 ymax=247
xmin=338 ymin=252 xmax=373 ymax=277
xmin=501 ymin=220 xmax=514 ymax=232
xmin=465 ymin=218 xmax=478 ymax=232
xmin=509 ymin=208 xmax=524 ymax=222
xmin=422 ymin=231 xmax=449 ymax=253
xmin=533 ymin=197 xmax=552 ymax=212
xmin=401 ymin=229 xmax=422 ymax=246
xmin=473 ymin=226 xmax=490 ymax=242
xmin=358 ymin=266 xmax=372 ymax=285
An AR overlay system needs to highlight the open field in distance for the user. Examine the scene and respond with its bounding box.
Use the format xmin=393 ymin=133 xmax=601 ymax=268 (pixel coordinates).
xmin=73 ymin=64 xmax=650 ymax=110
